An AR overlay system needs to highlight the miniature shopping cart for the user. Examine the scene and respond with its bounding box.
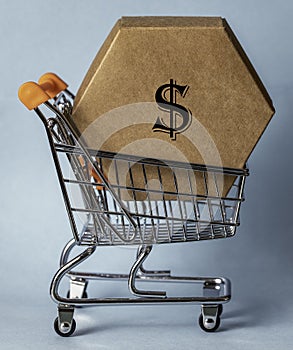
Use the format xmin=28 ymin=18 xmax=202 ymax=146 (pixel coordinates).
xmin=19 ymin=73 xmax=248 ymax=336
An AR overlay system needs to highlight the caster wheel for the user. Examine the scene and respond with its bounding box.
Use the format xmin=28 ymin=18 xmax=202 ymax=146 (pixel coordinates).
xmin=198 ymin=313 xmax=220 ymax=333
xmin=54 ymin=317 xmax=76 ymax=337
xmin=67 ymin=290 xmax=88 ymax=299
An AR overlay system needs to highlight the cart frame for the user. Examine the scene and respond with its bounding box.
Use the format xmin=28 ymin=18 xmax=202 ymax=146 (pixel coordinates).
xmin=18 ymin=74 xmax=248 ymax=336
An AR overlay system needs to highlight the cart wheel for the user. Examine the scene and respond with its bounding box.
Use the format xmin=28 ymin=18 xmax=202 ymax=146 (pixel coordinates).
xmin=67 ymin=290 xmax=88 ymax=299
xmin=54 ymin=317 xmax=76 ymax=337
xmin=198 ymin=313 xmax=221 ymax=333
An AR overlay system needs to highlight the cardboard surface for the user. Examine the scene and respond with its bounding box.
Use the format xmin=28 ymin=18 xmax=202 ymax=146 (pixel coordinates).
xmin=72 ymin=17 xmax=275 ymax=199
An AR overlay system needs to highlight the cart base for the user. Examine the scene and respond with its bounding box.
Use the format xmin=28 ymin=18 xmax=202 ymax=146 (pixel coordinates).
xmin=51 ymin=239 xmax=231 ymax=336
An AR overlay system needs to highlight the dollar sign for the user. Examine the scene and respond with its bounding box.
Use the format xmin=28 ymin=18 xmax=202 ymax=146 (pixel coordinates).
xmin=152 ymin=79 xmax=192 ymax=140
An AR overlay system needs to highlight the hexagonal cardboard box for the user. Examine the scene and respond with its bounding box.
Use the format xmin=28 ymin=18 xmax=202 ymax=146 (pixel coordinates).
xmin=72 ymin=17 xmax=275 ymax=198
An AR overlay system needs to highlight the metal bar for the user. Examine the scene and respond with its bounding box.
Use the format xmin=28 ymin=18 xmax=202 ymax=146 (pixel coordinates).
xmin=54 ymin=294 xmax=231 ymax=306
xmin=113 ymin=159 xmax=126 ymax=240
xmin=157 ymin=166 xmax=172 ymax=242
xmin=171 ymin=168 xmax=186 ymax=241
xmin=67 ymin=270 xmax=229 ymax=285
xmin=98 ymin=157 xmax=110 ymax=215
xmin=54 ymin=144 xmax=248 ymax=176
xmin=64 ymin=89 xmax=75 ymax=100
xmin=167 ymin=199 xmax=174 ymax=241
xmin=213 ymin=172 xmax=228 ymax=237
xmin=62 ymin=177 xmax=244 ymax=203
xmin=127 ymin=162 xmax=141 ymax=242
xmin=141 ymin=164 xmax=156 ymax=242
xmin=128 ymin=245 xmax=166 ymax=297
xmin=70 ymin=207 xmax=239 ymax=226
xmin=233 ymin=174 xmax=246 ymax=224
xmin=203 ymin=171 xmax=215 ymax=238
xmin=136 ymin=245 xmax=171 ymax=277
xmin=187 ymin=169 xmax=201 ymax=240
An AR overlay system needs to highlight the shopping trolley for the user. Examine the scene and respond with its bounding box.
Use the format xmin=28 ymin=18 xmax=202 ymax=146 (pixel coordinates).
xmin=18 ymin=73 xmax=248 ymax=336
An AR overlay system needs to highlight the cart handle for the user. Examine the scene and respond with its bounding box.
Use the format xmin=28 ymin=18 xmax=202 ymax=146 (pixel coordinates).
xmin=38 ymin=73 xmax=68 ymax=98
xmin=18 ymin=73 xmax=68 ymax=110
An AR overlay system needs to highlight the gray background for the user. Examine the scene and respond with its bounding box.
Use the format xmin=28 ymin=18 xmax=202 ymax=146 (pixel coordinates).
xmin=0 ymin=0 xmax=292 ymax=349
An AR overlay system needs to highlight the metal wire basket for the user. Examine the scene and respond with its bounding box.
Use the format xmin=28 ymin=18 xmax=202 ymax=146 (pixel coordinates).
xmin=19 ymin=73 xmax=248 ymax=336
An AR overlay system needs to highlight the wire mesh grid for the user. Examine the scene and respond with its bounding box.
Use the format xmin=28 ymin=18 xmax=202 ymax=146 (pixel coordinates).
xmin=49 ymin=114 xmax=247 ymax=246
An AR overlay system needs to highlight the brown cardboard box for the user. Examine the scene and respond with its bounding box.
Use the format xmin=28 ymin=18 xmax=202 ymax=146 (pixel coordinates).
xmin=72 ymin=17 xmax=275 ymax=200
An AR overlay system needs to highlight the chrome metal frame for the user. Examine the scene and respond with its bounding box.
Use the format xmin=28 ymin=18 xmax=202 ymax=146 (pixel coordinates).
xmin=31 ymin=90 xmax=248 ymax=335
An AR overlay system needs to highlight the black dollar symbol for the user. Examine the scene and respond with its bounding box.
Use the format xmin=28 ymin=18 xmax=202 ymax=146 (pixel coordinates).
xmin=152 ymin=79 xmax=192 ymax=140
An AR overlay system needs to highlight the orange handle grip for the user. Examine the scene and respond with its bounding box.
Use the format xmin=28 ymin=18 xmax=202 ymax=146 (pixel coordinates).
xmin=38 ymin=73 xmax=68 ymax=99
xmin=18 ymin=73 xmax=68 ymax=110
xmin=18 ymin=82 xmax=51 ymax=110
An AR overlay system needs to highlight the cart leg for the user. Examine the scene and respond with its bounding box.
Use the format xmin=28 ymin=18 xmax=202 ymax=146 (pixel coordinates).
xmin=129 ymin=245 xmax=166 ymax=297
xmin=59 ymin=239 xmax=90 ymax=299
xmin=50 ymin=246 xmax=96 ymax=304
xmin=59 ymin=239 xmax=90 ymax=300
xmin=59 ymin=238 xmax=76 ymax=267
xmin=54 ymin=305 xmax=76 ymax=337
xmin=136 ymin=245 xmax=171 ymax=277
